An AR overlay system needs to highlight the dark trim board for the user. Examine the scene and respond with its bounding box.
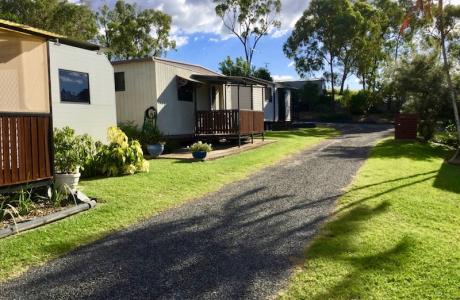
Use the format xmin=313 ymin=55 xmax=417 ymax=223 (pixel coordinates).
xmin=0 ymin=179 xmax=53 ymax=194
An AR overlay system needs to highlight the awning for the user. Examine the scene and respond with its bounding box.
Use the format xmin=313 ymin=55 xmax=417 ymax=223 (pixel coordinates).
xmin=191 ymin=74 xmax=275 ymax=87
xmin=176 ymin=75 xmax=204 ymax=86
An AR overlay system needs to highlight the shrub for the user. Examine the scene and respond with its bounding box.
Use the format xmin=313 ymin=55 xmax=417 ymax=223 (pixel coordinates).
xmin=347 ymin=90 xmax=372 ymax=115
xmin=141 ymin=121 xmax=164 ymax=145
xmin=119 ymin=121 xmax=143 ymax=142
xmin=433 ymin=123 xmax=459 ymax=147
xmin=54 ymin=127 xmax=94 ymax=174
xmin=188 ymin=141 xmax=212 ymax=153
xmin=91 ymin=127 xmax=150 ymax=177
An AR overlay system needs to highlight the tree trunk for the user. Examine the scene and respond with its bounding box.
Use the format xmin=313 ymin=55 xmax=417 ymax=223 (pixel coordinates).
xmin=329 ymin=59 xmax=336 ymax=103
xmin=439 ymin=0 xmax=460 ymax=163
xmin=339 ymin=69 xmax=348 ymax=95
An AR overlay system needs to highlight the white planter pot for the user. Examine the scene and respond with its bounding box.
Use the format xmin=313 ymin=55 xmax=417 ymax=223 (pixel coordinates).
xmin=55 ymin=172 xmax=81 ymax=192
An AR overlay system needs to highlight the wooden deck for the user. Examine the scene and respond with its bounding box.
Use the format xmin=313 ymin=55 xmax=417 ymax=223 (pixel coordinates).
xmin=0 ymin=113 xmax=53 ymax=190
xmin=195 ymin=110 xmax=264 ymax=138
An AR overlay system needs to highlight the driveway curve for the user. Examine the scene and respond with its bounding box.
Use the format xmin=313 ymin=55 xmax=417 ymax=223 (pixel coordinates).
xmin=0 ymin=124 xmax=392 ymax=300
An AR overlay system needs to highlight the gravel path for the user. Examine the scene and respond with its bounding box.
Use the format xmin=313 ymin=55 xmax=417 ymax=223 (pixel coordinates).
xmin=0 ymin=124 xmax=392 ymax=300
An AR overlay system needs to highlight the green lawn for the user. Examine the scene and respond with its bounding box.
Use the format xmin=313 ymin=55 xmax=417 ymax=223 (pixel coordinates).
xmin=0 ymin=127 xmax=337 ymax=282
xmin=280 ymin=140 xmax=460 ymax=299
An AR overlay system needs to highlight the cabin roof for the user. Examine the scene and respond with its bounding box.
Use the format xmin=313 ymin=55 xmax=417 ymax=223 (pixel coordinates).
xmin=0 ymin=19 xmax=100 ymax=51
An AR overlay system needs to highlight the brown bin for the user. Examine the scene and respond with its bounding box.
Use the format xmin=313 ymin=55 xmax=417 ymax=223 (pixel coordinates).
xmin=395 ymin=114 xmax=418 ymax=140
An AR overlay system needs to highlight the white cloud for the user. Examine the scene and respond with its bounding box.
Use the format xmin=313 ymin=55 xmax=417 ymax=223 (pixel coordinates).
xmin=288 ymin=61 xmax=295 ymax=68
xmin=272 ymin=74 xmax=295 ymax=81
xmin=93 ymin=0 xmax=311 ymax=39
xmin=171 ymin=35 xmax=189 ymax=48
xmin=209 ymin=37 xmax=219 ymax=43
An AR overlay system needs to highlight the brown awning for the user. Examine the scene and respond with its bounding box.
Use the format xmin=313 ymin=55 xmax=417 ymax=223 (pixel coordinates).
xmin=191 ymin=74 xmax=274 ymax=86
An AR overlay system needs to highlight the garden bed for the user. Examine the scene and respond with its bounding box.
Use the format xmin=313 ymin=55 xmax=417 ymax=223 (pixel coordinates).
xmin=0 ymin=190 xmax=96 ymax=239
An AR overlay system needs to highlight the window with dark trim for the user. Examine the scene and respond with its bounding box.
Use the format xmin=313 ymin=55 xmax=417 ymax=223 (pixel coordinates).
xmin=114 ymin=72 xmax=125 ymax=92
xmin=177 ymin=80 xmax=194 ymax=102
xmin=211 ymin=86 xmax=217 ymax=106
xmin=59 ymin=69 xmax=90 ymax=103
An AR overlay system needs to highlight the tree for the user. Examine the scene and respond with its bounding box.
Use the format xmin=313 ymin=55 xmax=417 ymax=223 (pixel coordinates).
xmin=393 ymin=55 xmax=452 ymax=140
xmin=284 ymin=0 xmax=361 ymax=101
xmin=218 ymin=56 xmax=252 ymax=76
xmin=97 ymin=0 xmax=176 ymax=61
xmin=401 ymin=0 xmax=460 ymax=162
xmin=214 ymin=0 xmax=281 ymax=68
xmin=0 ymin=0 xmax=97 ymax=40
xmin=218 ymin=56 xmax=273 ymax=81
xmin=253 ymin=67 xmax=273 ymax=81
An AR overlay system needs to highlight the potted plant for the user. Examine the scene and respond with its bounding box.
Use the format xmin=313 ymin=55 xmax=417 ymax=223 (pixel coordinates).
xmin=53 ymin=127 xmax=88 ymax=191
xmin=142 ymin=122 xmax=165 ymax=158
xmin=188 ymin=141 xmax=212 ymax=160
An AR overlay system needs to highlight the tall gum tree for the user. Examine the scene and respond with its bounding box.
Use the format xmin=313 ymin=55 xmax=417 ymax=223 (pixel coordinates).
xmin=283 ymin=0 xmax=360 ymax=101
xmin=214 ymin=0 xmax=281 ymax=69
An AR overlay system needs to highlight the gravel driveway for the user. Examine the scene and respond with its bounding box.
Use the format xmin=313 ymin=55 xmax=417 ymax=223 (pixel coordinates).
xmin=0 ymin=124 xmax=392 ymax=300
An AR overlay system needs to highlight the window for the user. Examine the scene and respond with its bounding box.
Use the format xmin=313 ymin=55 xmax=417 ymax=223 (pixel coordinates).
xmin=114 ymin=72 xmax=125 ymax=92
xmin=211 ymin=86 xmax=217 ymax=106
xmin=59 ymin=69 xmax=90 ymax=103
xmin=177 ymin=80 xmax=194 ymax=102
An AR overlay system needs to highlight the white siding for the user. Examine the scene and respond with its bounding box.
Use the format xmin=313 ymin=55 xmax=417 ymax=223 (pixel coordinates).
xmin=114 ymin=61 xmax=156 ymax=128
xmin=49 ymin=42 xmax=116 ymax=142
xmin=252 ymin=86 xmax=264 ymax=111
xmin=154 ymin=61 xmax=209 ymax=136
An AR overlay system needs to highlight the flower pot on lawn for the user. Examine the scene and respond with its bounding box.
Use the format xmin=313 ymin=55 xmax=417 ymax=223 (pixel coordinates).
xmin=147 ymin=143 xmax=164 ymax=158
xmin=55 ymin=172 xmax=81 ymax=192
xmin=192 ymin=151 xmax=208 ymax=160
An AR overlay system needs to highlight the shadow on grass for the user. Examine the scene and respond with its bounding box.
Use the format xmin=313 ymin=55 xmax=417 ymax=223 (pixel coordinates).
xmin=433 ymin=162 xmax=460 ymax=194
xmin=302 ymin=201 xmax=415 ymax=300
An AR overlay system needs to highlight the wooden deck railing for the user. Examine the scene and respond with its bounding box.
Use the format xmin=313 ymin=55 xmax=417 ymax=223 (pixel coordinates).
xmin=0 ymin=113 xmax=53 ymax=189
xmin=195 ymin=110 xmax=264 ymax=136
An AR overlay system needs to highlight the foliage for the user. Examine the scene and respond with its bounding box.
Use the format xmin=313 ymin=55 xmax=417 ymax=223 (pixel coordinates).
xmin=0 ymin=200 xmax=19 ymax=225
xmin=96 ymin=0 xmax=176 ymax=60
xmin=219 ymin=56 xmax=273 ymax=81
xmin=0 ymin=0 xmax=97 ymax=41
xmin=49 ymin=184 xmax=69 ymax=208
xmin=118 ymin=121 xmax=143 ymax=142
xmin=141 ymin=121 xmax=164 ymax=145
xmin=294 ymin=82 xmax=334 ymax=113
xmin=433 ymin=122 xmax=459 ymax=147
xmin=341 ymin=90 xmax=374 ymax=115
xmin=252 ymin=67 xmax=273 ymax=82
xmin=14 ymin=190 xmax=33 ymax=216
xmin=393 ymin=55 xmax=452 ymax=141
xmin=214 ymin=0 xmax=281 ymax=67
xmin=54 ymin=127 xmax=94 ymax=174
xmin=284 ymin=0 xmax=362 ymax=100
xmin=281 ymin=139 xmax=460 ymax=299
xmin=0 ymin=128 xmax=337 ymax=281
xmin=91 ymin=126 xmax=149 ymax=177
xmin=188 ymin=141 xmax=213 ymax=153
xmin=219 ymin=56 xmax=252 ymax=77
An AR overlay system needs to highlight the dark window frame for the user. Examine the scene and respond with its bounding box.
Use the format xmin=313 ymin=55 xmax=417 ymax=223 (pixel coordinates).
xmin=58 ymin=69 xmax=91 ymax=104
xmin=114 ymin=72 xmax=125 ymax=92
xmin=177 ymin=80 xmax=195 ymax=102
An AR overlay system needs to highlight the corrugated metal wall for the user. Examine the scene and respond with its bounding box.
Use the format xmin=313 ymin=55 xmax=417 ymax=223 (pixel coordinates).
xmin=114 ymin=61 xmax=156 ymax=129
